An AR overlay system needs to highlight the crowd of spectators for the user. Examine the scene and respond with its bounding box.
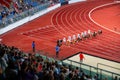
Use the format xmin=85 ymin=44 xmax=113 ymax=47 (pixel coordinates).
xmin=0 ymin=0 xmax=120 ymax=80
xmin=0 ymin=0 xmax=60 ymax=27
xmin=0 ymin=43 xmax=119 ymax=80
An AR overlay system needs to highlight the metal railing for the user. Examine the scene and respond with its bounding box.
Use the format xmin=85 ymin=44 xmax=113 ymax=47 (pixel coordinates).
xmin=63 ymin=59 xmax=120 ymax=80
xmin=97 ymin=63 xmax=120 ymax=74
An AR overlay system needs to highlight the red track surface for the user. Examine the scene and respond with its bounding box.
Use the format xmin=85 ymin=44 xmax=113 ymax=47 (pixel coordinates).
xmin=91 ymin=3 xmax=120 ymax=33
xmin=1 ymin=0 xmax=120 ymax=62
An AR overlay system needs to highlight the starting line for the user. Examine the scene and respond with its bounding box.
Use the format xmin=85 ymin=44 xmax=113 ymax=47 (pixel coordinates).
xmin=20 ymin=25 xmax=55 ymax=35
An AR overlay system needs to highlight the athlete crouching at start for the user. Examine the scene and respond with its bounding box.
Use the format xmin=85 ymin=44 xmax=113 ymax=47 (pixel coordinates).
xmin=66 ymin=36 xmax=72 ymax=46
xmin=92 ymin=31 xmax=97 ymax=37
xmin=98 ymin=30 xmax=102 ymax=35
xmin=63 ymin=37 xmax=66 ymax=45
xmin=77 ymin=33 xmax=82 ymax=42
xmin=72 ymin=34 xmax=76 ymax=44
xmin=57 ymin=39 xmax=62 ymax=47
xmin=87 ymin=29 xmax=91 ymax=38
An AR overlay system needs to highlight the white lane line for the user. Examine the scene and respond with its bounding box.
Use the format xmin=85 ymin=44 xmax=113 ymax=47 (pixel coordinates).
xmin=89 ymin=2 xmax=120 ymax=34
xmin=51 ymin=8 xmax=67 ymax=36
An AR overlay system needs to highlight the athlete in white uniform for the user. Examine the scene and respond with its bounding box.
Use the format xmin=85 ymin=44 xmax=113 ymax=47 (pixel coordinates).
xmin=63 ymin=37 xmax=66 ymax=45
xmin=67 ymin=36 xmax=72 ymax=46
xmin=88 ymin=29 xmax=91 ymax=38
xmin=68 ymin=36 xmax=72 ymax=42
xmin=72 ymin=35 xmax=76 ymax=44
xmin=77 ymin=33 xmax=81 ymax=41
xmin=84 ymin=31 xmax=87 ymax=38
xmin=81 ymin=32 xmax=84 ymax=39
xmin=88 ymin=30 xmax=91 ymax=35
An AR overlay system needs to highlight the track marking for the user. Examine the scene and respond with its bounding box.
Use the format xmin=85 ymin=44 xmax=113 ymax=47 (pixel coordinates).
xmin=20 ymin=25 xmax=65 ymax=41
xmin=89 ymin=2 xmax=120 ymax=34
xmin=21 ymin=25 xmax=53 ymax=35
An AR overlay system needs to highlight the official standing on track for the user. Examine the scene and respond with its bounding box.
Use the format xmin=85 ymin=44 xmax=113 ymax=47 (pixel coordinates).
xmin=32 ymin=41 xmax=35 ymax=53
xmin=55 ymin=44 xmax=60 ymax=58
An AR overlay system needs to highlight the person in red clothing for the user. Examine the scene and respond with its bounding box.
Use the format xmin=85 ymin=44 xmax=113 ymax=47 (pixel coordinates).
xmin=38 ymin=63 xmax=42 ymax=72
xmin=79 ymin=53 xmax=85 ymax=63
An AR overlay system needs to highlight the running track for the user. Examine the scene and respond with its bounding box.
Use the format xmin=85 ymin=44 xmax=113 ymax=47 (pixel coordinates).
xmin=1 ymin=0 xmax=120 ymax=63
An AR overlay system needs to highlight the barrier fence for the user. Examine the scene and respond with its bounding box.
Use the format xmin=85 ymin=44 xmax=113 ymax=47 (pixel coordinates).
xmin=62 ymin=59 xmax=120 ymax=80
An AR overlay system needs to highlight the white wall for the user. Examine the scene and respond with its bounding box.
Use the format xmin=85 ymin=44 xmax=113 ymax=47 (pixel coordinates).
xmin=69 ymin=0 xmax=86 ymax=4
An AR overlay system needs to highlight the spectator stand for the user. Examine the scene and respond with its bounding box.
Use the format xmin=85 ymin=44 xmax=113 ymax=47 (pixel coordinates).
xmin=0 ymin=43 xmax=120 ymax=80
xmin=0 ymin=0 xmax=53 ymax=28
xmin=0 ymin=43 xmax=61 ymax=80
